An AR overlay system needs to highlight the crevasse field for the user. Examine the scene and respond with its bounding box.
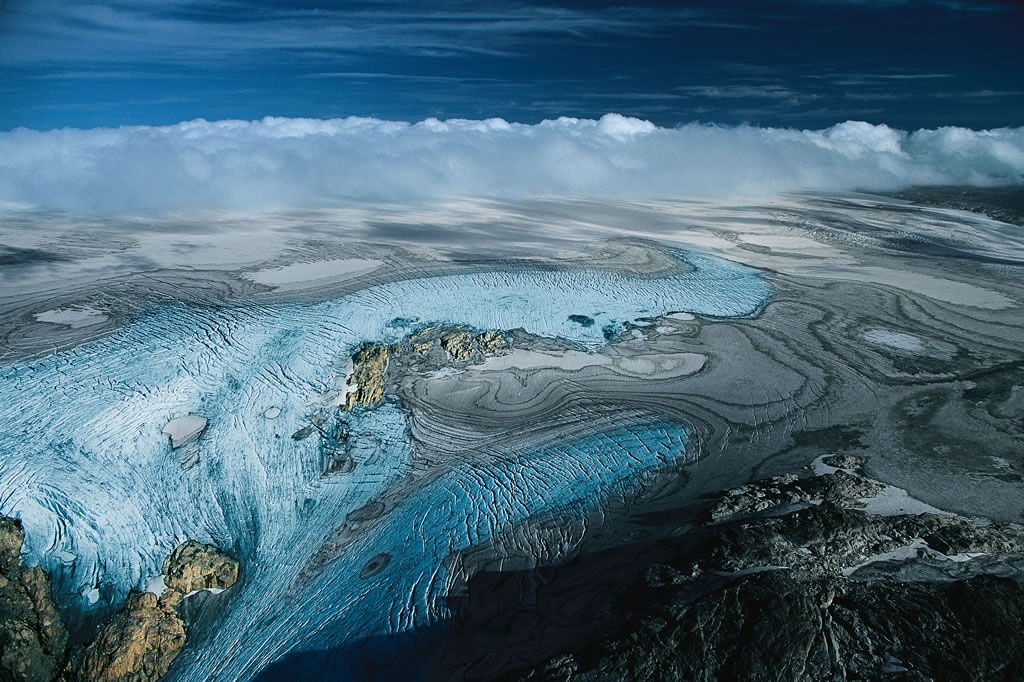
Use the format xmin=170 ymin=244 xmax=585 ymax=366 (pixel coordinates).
xmin=0 ymin=249 xmax=769 ymax=679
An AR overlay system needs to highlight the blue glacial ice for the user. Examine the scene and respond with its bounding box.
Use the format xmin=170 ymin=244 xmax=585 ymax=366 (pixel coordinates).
xmin=0 ymin=249 xmax=770 ymax=679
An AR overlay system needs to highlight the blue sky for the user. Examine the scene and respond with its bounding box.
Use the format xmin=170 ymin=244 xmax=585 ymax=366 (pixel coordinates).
xmin=0 ymin=0 xmax=1021 ymax=131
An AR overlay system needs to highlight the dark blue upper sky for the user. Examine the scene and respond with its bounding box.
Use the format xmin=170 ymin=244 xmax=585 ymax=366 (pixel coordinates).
xmin=1 ymin=0 xmax=1021 ymax=131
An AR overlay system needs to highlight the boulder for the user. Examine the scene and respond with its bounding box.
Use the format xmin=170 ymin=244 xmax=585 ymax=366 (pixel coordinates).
xmin=162 ymin=541 xmax=239 ymax=594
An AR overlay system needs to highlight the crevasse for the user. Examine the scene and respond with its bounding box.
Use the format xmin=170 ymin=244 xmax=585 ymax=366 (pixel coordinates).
xmin=0 ymin=249 xmax=770 ymax=679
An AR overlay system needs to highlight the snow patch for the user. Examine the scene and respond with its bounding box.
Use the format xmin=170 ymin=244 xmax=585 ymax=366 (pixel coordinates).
xmin=146 ymin=575 xmax=168 ymax=597
xmin=862 ymin=328 xmax=927 ymax=352
xmin=34 ymin=307 xmax=109 ymax=329
xmin=243 ymin=258 xmax=382 ymax=289
xmin=162 ymin=415 xmax=208 ymax=448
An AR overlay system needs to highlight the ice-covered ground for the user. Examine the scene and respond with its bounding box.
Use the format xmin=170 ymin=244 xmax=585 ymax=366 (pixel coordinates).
xmin=0 ymin=249 xmax=768 ymax=679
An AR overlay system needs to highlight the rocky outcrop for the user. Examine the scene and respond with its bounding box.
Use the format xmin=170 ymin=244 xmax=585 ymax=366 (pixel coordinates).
xmin=439 ymin=329 xmax=509 ymax=362
xmin=75 ymin=591 xmax=185 ymax=682
xmin=708 ymin=466 xmax=883 ymax=522
xmin=521 ymin=571 xmax=1024 ymax=682
xmin=2 ymin=514 xmax=241 ymax=682
xmin=75 ymin=540 xmax=238 ymax=682
xmin=8 ymin=534 xmax=243 ymax=682
xmin=161 ymin=541 xmax=239 ymax=594
xmin=344 ymin=343 xmax=391 ymax=409
xmin=0 ymin=518 xmax=68 ymax=682
xmin=412 ymin=326 xmax=510 ymax=363
xmin=342 ymin=327 xmax=509 ymax=410
xmin=510 ymin=469 xmax=1024 ymax=682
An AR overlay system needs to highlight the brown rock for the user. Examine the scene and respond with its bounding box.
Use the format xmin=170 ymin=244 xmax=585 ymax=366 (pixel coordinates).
xmin=156 ymin=589 xmax=182 ymax=612
xmin=161 ymin=541 xmax=239 ymax=594
xmin=74 ymin=540 xmax=238 ymax=682
xmin=438 ymin=329 xmax=509 ymax=362
xmin=0 ymin=517 xmax=68 ymax=682
xmin=440 ymin=331 xmax=474 ymax=361
xmin=344 ymin=344 xmax=390 ymax=409
xmin=75 ymin=592 xmax=185 ymax=682
xmin=474 ymin=330 xmax=510 ymax=355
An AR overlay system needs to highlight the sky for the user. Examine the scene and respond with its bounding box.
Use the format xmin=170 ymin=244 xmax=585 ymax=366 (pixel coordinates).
xmin=1 ymin=0 xmax=1022 ymax=132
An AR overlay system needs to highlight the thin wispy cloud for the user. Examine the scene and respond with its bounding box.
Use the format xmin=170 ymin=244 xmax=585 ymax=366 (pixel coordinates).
xmin=827 ymin=73 xmax=954 ymax=86
xmin=793 ymin=0 xmax=1009 ymax=10
xmin=300 ymin=72 xmax=504 ymax=84
xmin=0 ymin=2 xmax=742 ymax=68
xmin=1 ymin=0 xmax=1020 ymax=130
xmin=676 ymin=85 xmax=816 ymax=101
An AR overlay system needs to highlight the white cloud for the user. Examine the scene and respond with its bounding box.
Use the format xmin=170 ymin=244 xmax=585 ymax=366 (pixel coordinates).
xmin=0 ymin=115 xmax=1022 ymax=215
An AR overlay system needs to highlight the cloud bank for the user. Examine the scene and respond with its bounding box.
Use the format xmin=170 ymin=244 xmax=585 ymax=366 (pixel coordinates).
xmin=1 ymin=115 xmax=1022 ymax=215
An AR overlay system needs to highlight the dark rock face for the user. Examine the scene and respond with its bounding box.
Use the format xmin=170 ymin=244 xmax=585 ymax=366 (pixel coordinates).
xmin=0 ymin=518 xmax=68 ymax=682
xmin=892 ymin=185 xmax=1024 ymax=228
xmin=484 ymin=471 xmax=1024 ymax=682
xmin=522 ymin=572 xmax=1024 ymax=682
xmin=708 ymin=468 xmax=883 ymax=522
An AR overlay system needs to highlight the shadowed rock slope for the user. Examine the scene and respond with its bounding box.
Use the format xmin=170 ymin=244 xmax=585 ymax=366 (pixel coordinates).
xmin=452 ymin=462 xmax=1024 ymax=682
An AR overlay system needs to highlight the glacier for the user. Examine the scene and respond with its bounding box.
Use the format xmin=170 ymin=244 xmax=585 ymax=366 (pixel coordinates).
xmin=0 ymin=249 xmax=769 ymax=679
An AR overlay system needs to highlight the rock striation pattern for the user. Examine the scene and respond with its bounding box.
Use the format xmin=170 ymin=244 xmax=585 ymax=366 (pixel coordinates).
xmin=0 ymin=518 xmax=68 ymax=682
xmin=510 ymin=468 xmax=1024 ymax=682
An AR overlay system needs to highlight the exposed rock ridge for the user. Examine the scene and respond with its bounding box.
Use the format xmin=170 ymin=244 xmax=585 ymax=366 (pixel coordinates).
xmin=344 ymin=343 xmax=392 ymax=409
xmin=709 ymin=467 xmax=885 ymax=523
xmin=409 ymin=325 xmax=510 ymax=365
xmin=0 ymin=525 xmax=238 ymax=682
xmin=74 ymin=592 xmax=185 ymax=682
xmin=343 ymin=326 xmax=510 ymax=410
xmin=75 ymin=541 xmax=239 ymax=682
xmin=0 ymin=517 xmax=68 ymax=682
xmin=510 ymin=464 xmax=1024 ymax=682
